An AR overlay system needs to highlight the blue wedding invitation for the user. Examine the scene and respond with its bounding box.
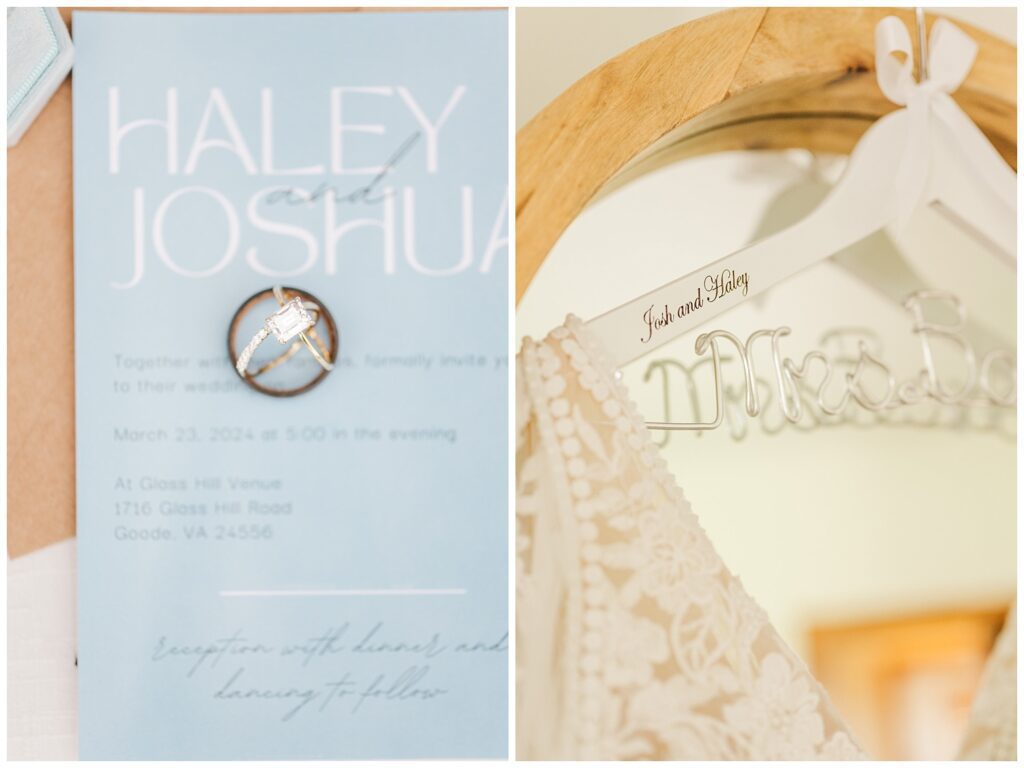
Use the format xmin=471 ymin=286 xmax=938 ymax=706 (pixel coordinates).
xmin=72 ymin=11 xmax=507 ymax=759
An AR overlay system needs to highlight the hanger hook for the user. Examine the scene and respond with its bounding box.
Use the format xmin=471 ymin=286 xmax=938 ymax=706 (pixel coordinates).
xmin=916 ymin=7 xmax=928 ymax=81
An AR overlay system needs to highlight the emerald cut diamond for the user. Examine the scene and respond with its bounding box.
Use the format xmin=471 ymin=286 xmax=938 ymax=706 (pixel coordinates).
xmin=266 ymin=297 xmax=313 ymax=343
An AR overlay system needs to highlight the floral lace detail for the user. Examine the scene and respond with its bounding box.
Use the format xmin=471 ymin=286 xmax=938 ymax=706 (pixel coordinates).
xmin=957 ymin=605 xmax=1017 ymax=760
xmin=516 ymin=316 xmax=868 ymax=760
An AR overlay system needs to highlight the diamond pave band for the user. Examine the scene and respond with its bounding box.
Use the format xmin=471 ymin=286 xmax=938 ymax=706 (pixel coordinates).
xmin=235 ymin=294 xmax=333 ymax=377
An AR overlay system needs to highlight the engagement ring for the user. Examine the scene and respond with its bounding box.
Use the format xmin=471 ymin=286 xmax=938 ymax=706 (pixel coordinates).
xmin=234 ymin=288 xmax=335 ymax=378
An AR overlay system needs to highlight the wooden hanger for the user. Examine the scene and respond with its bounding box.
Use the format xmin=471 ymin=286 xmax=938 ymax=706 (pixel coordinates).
xmin=515 ymin=7 xmax=1017 ymax=306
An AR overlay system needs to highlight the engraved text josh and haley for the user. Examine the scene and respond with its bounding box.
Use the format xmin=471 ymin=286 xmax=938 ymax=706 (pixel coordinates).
xmin=641 ymin=268 xmax=749 ymax=344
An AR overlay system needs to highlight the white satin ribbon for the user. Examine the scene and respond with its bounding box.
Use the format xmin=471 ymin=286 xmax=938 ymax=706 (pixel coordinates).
xmin=874 ymin=15 xmax=1014 ymax=230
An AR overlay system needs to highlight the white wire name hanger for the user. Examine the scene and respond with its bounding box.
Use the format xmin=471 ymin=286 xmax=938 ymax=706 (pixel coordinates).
xmin=639 ymin=291 xmax=1015 ymax=433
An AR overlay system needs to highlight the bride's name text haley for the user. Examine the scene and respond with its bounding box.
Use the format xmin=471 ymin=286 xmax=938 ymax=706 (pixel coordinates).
xmin=641 ymin=268 xmax=749 ymax=344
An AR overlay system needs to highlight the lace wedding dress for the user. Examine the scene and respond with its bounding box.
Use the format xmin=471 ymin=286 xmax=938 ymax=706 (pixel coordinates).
xmin=516 ymin=316 xmax=1015 ymax=760
xmin=959 ymin=604 xmax=1016 ymax=760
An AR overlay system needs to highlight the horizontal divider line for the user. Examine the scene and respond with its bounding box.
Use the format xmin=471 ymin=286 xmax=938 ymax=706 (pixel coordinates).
xmin=218 ymin=588 xmax=467 ymax=597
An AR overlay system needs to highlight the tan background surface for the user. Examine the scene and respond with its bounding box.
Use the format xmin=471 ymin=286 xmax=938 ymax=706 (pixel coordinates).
xmin=8 ymin=8 xmax=76 ymax=558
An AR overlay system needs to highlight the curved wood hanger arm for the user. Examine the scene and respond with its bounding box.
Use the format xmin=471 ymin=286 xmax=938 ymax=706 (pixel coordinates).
xmin=515 ymin=7 xmax=1017 ymax=304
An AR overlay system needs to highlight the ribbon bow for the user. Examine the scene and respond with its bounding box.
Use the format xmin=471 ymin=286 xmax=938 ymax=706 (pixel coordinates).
xmin=875 ymin=15 xmax=978 ymax=106
xmin=873 ymin=16 xmax=997 ymax=230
